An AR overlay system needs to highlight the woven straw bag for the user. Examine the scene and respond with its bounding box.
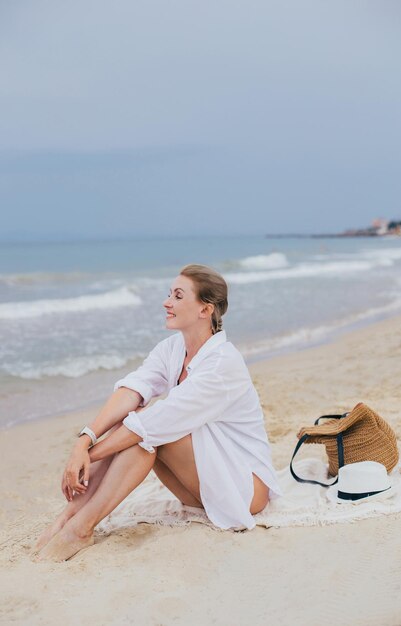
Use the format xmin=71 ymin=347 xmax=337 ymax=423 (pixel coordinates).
xmin=290 ymin=402 xmax=399 ymax=487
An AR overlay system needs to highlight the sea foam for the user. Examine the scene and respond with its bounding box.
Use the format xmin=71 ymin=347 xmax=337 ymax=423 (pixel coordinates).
xmin=241 ymin=294 xmax=401 ymax=358
xmin=224 ymin=260 xmax=375 ymax=284
xmin=312 ymin=246 xmax=401 ymax=265
xmin=0 ymin=287 xmax=142 ymax=320
xmin=238 ymin=253 xmax=289 ymax=270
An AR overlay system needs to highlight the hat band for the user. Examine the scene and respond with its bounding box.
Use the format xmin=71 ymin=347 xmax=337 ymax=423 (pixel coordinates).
xmin=338 ymin=486 xmax=391 ymax=501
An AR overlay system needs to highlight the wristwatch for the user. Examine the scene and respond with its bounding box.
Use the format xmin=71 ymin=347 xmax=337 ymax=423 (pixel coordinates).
xmin=78 ymin=426 xmax=97 ymax=447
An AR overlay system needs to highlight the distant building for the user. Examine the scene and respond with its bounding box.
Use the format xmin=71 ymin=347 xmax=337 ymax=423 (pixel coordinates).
xmin=372 ymin=218 xmax=389 ymax=235
xmin=339 ymin=217 xmax=401 ymax=237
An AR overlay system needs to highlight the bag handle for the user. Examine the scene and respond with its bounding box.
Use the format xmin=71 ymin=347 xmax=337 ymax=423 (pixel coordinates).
xmin=290 ymin=414 xmax=346 ymax=487
xmin=314 ymin=414 xmax=345 ymax=425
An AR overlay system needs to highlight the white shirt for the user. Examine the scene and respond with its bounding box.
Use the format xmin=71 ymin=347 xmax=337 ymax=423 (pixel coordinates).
xmin=115 ymin=331 xmax=282 ymax=530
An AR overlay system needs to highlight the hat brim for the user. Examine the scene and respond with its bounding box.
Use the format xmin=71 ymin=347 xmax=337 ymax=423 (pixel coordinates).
xmin=327 ymin=485 xmax=393 ymax=505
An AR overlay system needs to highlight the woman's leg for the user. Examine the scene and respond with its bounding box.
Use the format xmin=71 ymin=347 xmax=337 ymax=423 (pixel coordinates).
xmin=250 ymin=474 xmax=270 ymax=515
xmin=156 ymin=434 xmax=269 ymax=515
xmin=35 ymin=455 xmax=114 ymax=552
xmin=155 ymin=435 xmax=203 ymax=505
xmin=38 ymin=444 xmax=156 ymax=561
xmin=35 ymin=423 xmax=124 ymax=552
xmin=153 ymin=457 xmax=203 ymax=507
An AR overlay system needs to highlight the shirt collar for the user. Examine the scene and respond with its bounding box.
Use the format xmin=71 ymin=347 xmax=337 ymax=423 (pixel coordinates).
xmin=183 ymin=330 xmax=227 ymax=372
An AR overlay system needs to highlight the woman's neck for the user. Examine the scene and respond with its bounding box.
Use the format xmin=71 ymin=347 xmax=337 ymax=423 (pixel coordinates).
xmin=182 ymin=328 xmax=213 ymax=361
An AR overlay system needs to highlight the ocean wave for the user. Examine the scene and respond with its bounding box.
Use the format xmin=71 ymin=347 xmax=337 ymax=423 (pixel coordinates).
xmin=224 ymin=260 xmax=374 ymax=284
xmin=241 ymin=295 xmax=401 ymax=357
xmin=238 ymin=253 xmax=289 ymax=270
xmin=241 ymin=324 xmax=338 ymax=357
xmin=312 ymin=246 xmax=401 ymax=266
xmin=361 ymin=247 xmax=401 ymax=265
xmin=0 ymin=287 xmax=142 ymax=320
xmin=2 ymin=353 xmax=138 ymax=379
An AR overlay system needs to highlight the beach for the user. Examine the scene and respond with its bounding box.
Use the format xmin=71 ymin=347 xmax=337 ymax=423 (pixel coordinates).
xmin=3 ymin=1 xmax=401 ymax=622
xmin=1 ymin=314 xmax=401 ymax=626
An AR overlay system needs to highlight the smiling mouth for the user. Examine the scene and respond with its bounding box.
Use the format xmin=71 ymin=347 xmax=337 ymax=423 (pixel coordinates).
xmin=166 ymin=313 xmax=176 ymax=318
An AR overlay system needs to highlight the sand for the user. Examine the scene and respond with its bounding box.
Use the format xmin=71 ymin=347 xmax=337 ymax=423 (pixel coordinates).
xmin=1 ymin=316 xmax=401 ymax=626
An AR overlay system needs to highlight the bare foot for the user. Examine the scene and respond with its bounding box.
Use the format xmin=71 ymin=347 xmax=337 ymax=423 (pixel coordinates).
xmin=37 ymin=521 xmax=94 ymax=562
xmin=34 ymin=513 xmax=70 ymax=553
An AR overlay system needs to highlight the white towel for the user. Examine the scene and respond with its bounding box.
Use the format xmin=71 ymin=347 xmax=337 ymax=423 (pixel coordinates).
xmin=98 ymin=459 xmax=401 ymax=534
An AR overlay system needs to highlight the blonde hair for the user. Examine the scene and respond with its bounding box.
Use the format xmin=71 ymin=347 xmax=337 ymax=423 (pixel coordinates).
xmin=180 ymin=264 xmax=228 ymax=334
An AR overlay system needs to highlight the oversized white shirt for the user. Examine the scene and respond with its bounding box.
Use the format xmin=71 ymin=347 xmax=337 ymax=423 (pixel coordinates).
xmin=115 ymin=331 xmax=282 ymax=530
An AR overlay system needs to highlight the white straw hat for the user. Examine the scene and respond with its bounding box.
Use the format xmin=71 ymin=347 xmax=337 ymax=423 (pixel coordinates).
xmin=333 ymin=461 xmax=392 ymax=504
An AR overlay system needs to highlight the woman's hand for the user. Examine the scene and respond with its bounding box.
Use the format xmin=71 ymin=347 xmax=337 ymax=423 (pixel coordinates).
xmin=61 ymin=441 xmax=91 ymax=501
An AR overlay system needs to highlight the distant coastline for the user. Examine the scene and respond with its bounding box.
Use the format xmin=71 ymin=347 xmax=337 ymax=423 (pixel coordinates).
xmin=266 ymin=218 xmax=401 ymax=239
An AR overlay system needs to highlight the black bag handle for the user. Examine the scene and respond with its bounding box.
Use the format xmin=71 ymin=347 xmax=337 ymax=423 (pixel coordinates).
xmin=290 ymin=413 xmax=347 ymax=487
xmin=314 ymin=414 xmax=344 ymax=425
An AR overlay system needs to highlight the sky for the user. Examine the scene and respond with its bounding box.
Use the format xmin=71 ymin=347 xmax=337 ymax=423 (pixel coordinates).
xmin=1 ymin=1 xmax=401 ymax=241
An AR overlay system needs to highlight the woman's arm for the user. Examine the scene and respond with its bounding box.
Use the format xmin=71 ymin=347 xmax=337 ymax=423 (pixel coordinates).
xmin=62 ymin=339 xmax=170 ymax=501
xmin=81 ymin=387 xmax=143 ymax=445
xmin=62 ymin=388 xmax=142 ymax=500
xmin=88 ymin=423 xmax=143 ymax=463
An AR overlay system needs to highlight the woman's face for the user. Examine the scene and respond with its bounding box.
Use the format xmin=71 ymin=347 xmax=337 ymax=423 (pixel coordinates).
xmin=163 ymin=275 xmax=209 ymax=332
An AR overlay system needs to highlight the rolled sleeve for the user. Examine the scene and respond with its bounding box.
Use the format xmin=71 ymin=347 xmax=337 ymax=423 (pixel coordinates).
xmin=123 ymin=411 xmax=156 ymax=453
xmin=113 ymin=340 xmax=169 ymax=406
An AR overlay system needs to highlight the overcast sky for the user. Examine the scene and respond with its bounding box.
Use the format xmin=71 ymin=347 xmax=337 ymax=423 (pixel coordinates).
xmin=1 ymin=1 xmax=400 ymax=240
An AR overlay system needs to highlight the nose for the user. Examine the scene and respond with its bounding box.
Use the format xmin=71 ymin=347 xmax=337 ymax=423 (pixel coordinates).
xmin=163 ymin=295 xmax=172 ymax=308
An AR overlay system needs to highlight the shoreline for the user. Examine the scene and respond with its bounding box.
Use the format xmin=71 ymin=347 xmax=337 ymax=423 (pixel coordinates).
xmin=3 ymin=311 xmax=401 ymax=477
xmin=1 ymin=312 xmax=401 ymax=624
xmin=244 ymin=305 xmax=401 ymax=365
xmin=4 ymin=308 xmax=401 ymax=432
xmin=2 ymin=234 xmax=401 ymax=431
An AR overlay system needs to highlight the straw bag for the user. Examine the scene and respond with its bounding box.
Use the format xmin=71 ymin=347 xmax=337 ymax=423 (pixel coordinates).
xmin=290 ymin=402 xmax=399 ymax=487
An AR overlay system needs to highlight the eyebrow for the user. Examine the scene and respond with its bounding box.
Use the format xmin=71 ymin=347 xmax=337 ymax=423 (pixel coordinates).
xmin=169 ymin=287 xmax=185 ymax=293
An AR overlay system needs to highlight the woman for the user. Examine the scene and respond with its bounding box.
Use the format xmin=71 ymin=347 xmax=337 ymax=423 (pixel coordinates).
xmin=36 ymin=264 xmax=282 ymax=561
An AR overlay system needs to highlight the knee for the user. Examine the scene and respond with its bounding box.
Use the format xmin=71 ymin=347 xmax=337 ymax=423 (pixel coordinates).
xmin=118 ymin=443 xmax=157 ymax=467
xmin=140 ymin=446 xmax=158 ymax=466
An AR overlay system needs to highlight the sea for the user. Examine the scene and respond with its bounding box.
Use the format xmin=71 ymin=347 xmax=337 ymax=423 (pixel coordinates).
xmin=1 ymin=235 xmax=401 ymax=428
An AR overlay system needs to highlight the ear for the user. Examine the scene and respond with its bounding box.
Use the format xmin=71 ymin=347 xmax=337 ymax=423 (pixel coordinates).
xmin=199 ymin=302 xmax=214 ymax=319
